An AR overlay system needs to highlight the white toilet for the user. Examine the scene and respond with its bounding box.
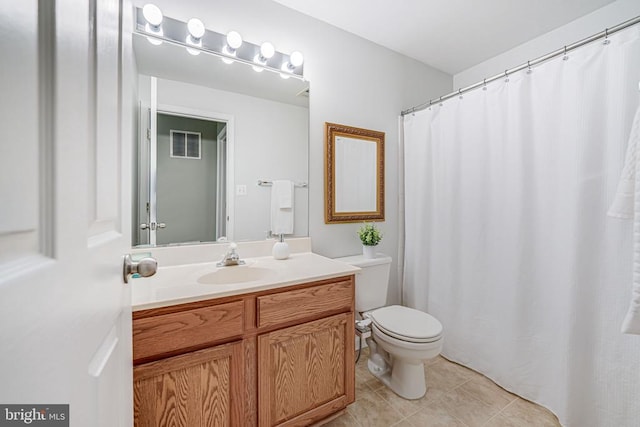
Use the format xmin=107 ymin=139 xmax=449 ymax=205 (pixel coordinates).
xmin=336 ymin=253 xmax=443 ymax=400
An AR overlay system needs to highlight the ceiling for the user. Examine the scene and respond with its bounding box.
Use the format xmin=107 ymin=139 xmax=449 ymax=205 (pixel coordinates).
xmin=271 ymin=0 xmax=617 ymax=75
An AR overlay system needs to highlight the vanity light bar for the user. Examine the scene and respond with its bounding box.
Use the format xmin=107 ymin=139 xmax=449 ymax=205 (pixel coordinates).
xmin=134 ymin=7 xmax=304 ymax=79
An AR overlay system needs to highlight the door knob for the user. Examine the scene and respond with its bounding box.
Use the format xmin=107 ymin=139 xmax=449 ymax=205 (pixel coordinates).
xmin=139 ymin=222 xmax=166 ymax=231
xmin=123 ymin=254 xmax=158 ymax=284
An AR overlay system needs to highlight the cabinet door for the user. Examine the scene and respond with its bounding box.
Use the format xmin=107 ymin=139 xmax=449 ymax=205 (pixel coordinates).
xmin=258 ymin=313 xmax=355 ymax=427
xmin=134 ymin=342 xmax=244 ymax=427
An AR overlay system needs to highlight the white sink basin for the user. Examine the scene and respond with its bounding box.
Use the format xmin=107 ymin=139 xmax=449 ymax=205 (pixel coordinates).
xmin=197 ymin=266 xmax=277 ymax=285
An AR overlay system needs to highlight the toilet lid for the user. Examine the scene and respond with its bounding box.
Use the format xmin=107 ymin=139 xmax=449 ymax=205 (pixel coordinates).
xmin=368 ymin=305 xmax=443 ymax=343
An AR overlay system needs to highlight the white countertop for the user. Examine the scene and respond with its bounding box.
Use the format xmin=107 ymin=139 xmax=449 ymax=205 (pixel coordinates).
xmin=131 ymin=252 xmax=360 ymax=311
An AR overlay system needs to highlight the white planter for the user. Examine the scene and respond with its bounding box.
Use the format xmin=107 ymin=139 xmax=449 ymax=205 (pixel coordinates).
xmin=362 ymin=245 xmax=376 ymax=259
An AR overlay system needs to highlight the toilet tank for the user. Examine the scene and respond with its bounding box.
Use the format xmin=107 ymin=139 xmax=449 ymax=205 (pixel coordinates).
xmin=334 ymin=254 xmax=392 ymax=312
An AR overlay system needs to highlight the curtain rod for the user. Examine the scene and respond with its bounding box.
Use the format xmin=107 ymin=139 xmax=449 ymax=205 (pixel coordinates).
xmin=401 ymin=15 xmax=640 ymax=116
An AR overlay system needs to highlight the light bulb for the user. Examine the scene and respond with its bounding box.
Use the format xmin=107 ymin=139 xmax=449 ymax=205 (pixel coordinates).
xmin=290 ymin=51 xmax=304 ymax=67
xmin=187 ymin=18 xmax=205 ymax=39
xmin=142 ymin=4 xmax=163 ymax=27
xmin=226 ymin=31 xmax=242 ymax=50
xmin=142 ymin=3 xmax=163 ymax=45
xmin=186 ymin=34 xmax=202 ymax=55
xmin=144 ymin=22 xmax=163 ymax=45
xmin=260 ymin=42 xmax=275 ymax=59
xmin=253 ymin=53 xmax=266 ymax=71
xmin=146 ymin=35 xmax=163 ymax=46
xmin=185 ymin=18 xmax=204 ymax=56
xmin=280 ymin=62 xmax=291 ymax=79
xmin=222 ymin=45 xmax=236 ymax=64
xmin=252 ymin=42 xmax=274 ymax=73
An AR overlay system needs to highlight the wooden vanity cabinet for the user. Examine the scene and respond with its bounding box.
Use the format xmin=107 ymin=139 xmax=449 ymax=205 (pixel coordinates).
xmin=258 ymin=313 xmax=353 ymax=426
xmin=133 ymin=342 xmax=244 ymax=427
xmin=132 ymin=300 xmax=245 ymax=427
xmin=132 ymin=275 xmax=355 ymax=427
xmin=256 ymin=277 xmax=355 ymax=427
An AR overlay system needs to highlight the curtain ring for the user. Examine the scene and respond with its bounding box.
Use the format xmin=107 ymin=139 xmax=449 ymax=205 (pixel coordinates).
xmin=603 ymin=28 xmax=611 ymax=45
xmin=563 ymin=46 xmax=569 ymax=61
xmin=458 ymin=89 xmax=463 ymax=99
xmin=527 ymin=60 xmax=533 ymax=75
xmin=504 ymin=70 xmax=509 ymax=82
xmin=439 ymin=96 xmax=443 ymax=106
xmin=482 ymin=78 xmax=487 ymax=91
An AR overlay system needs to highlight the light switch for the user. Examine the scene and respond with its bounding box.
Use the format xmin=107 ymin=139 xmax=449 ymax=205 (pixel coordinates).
xmin=236 ymin=184 xmax=247 ymax=196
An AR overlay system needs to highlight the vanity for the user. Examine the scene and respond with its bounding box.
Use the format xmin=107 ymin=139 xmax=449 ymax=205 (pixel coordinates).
xmin=129 ymin=8 xmax=356 ymax=424
xmin=131 ymin=242 xmax=359 ymax=427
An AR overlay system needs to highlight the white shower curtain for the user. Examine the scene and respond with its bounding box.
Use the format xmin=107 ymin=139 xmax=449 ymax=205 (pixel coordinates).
xmin=403 ymin=26 xmax=640 ymax=427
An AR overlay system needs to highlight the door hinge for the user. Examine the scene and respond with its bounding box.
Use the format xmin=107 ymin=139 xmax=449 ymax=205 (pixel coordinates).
xmin=146 ymin=128 xmax=151 ymax=140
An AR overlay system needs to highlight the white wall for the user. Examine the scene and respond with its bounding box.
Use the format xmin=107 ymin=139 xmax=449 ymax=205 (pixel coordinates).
xmin=132 ymin=0 xmax=453 ymax=304
xmin=454 ymin=0 xmax=640 ymax=88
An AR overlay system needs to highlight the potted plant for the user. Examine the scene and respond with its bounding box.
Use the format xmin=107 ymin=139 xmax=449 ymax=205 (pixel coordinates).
xmin=358 ymin=223 xmax=382 ymax=259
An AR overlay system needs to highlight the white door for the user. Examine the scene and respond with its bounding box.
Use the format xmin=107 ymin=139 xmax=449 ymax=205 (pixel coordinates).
xmin=0 ymin=1 xmax=134 ymax=426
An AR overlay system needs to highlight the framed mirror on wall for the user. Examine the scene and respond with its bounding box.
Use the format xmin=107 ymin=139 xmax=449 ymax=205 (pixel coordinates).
xmin=132 ymin=33 xmax=310 ymax=248
xmin=324 ymin=123 xmax=385 ymax=223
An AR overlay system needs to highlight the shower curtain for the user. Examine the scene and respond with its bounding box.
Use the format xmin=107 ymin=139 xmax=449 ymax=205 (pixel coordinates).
xmin=403 ymin=26 xmax=640 ymax=426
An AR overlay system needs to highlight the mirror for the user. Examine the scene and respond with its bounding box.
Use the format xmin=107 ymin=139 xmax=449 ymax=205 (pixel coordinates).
xmin=324 ymin=123 xmax=385 ymax=223
xmin=132 ymin=33 xmax=310 ymax=247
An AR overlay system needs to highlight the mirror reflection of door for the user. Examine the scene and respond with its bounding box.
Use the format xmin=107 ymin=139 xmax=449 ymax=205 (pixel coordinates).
xmin=216 ymin=127 xmax=228 ymax=239
xmin=157 ymin=113 xmax=226 ymax=245
xmin=134 ymin=112 xmax=227 ymax=246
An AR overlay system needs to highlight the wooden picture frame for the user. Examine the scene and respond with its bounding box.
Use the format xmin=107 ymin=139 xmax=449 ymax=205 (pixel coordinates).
xmin=324 ymin=122 xmax=385 ymax=223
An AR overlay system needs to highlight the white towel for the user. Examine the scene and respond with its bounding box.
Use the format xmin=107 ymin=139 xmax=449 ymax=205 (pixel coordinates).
xmin=270 ymin=180 xmax=294 ymax=235
xmin=609 ymin=103 xmax=640 ymax=334
xmin=278 ymin=183 xmax=292 ymax=209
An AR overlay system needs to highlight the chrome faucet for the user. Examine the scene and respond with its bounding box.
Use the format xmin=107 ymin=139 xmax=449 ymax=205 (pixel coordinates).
xmin=216 ymin=242 xmax=245 ymax=267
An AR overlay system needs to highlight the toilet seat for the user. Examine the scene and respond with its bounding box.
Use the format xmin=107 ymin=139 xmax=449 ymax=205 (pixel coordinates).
xmin=371 ymin=324 xmax=443 ymax=353
xmin=368 ymin=305 xmax=443 ymax=344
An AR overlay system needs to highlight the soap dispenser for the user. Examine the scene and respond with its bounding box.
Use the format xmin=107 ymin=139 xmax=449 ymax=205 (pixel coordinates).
xmin=272 ymin=234 xmax=290 ymax=260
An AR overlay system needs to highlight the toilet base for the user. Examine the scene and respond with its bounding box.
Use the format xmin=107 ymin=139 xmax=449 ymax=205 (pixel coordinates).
xmin=367 ymin=357 xmax=427 ymax=400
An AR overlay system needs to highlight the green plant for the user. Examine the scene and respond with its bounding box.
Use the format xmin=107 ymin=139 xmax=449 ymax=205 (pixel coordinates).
xmin=358 ymin=223 xmax=383 ymax=246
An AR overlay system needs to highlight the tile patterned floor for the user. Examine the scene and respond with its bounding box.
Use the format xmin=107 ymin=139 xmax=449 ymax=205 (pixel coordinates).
xmin=325 ymin=349 xmax=561 ymax=427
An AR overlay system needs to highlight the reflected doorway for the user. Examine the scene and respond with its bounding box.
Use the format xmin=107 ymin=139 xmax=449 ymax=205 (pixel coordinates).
xmin=134 ymin=111 xmax=229 ymax=246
